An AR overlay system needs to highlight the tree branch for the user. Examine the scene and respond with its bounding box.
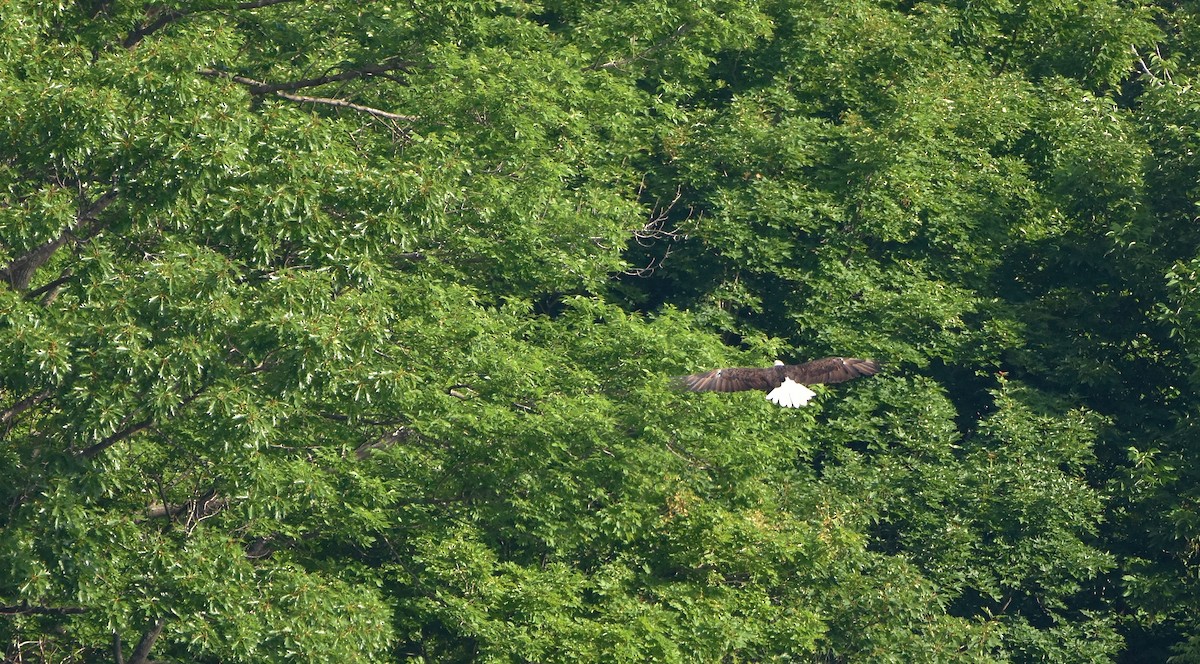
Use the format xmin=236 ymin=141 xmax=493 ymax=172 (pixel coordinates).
xmin=236 ymin=0 xmax=306 ymax=7
xmin=0 ymin=602 xmax=87 ymax=615
xmin=80 ymin=418 xmax=154 ymax=459
xmin=239 ymin=60 xmax=415 ymax=93
xmin=127 ymin=618 xmax=165 ymax=664
xmin=122 ymin=7 xmax=181 ymax=49
xmin=124 ymin=0 xmax=306 ymax=49
xmin=26 ymin=271 xmax=73 ymax=304
xmin=1 ymin=389 xmax=52 ymax=424
xmin=1 ymin=188 xmax=117 ymax=291
xmin=79 ymin=386 xmax=207 ymax=459
xmin=199 ymin=68 xmax=418 ymax=122
xmin=144 ymin=492 xmax=227 ymax=522
xmin=354 ymin=427 xmax=413 ymax=459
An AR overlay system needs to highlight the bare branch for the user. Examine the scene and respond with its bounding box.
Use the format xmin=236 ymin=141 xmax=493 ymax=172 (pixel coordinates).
xmin=1131 ymin=45 xmax=1159 ymax=84
xmin=623 ymin=243 xmax=675 ymax=277
xmin=199 ymin=68 xmax=418 ymax=122
xmin=275 ymin=91 xmax=417 ymax=121
xmin=1155 ymin=44 xmax=1174 ymax=83
xmin=621 ymin=184 xmax=692 ymax=277
xmin=633 ymin=185 xmax=689 ymax=245
xmin=1131 ymin=44 xmax=1172 ymax=85
xmin=144 ymin=492 xmax=227 ymax=522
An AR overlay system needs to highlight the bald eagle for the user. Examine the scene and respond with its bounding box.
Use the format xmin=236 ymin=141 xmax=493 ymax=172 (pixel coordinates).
xmin=678 ymin=357 xmax=880 ymax=408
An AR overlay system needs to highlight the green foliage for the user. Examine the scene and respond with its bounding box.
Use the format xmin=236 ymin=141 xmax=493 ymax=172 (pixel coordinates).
xmin=3 ymin=0 xmax=1200 ymax=661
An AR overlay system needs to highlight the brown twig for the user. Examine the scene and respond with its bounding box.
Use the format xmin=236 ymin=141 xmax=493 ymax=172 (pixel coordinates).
xmin=144 ymin=492 xmax=227 ymax=522
xmin=199 ymin=68 xmax=418 ymax=122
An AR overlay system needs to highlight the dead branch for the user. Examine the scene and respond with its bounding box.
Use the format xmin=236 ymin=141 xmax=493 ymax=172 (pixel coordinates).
xmin=633 ymin=184 xmax=689 ymax=246
xmin=622 ymin=243 xmax=675 ymax=277
xmin=199 ymin=68 xmax=418 ymax=122
xmin=144 ymin=492 xmax=227 ymax=522
xmin=1131 ymin=44 xmax=1174 ymax=85
xmin=620 ymin=183 xmax=692 ymax=277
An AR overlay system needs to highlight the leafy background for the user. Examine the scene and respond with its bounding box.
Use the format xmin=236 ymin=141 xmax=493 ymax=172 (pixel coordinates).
xmin=2 ymin=0 xmax=1199 ymax=661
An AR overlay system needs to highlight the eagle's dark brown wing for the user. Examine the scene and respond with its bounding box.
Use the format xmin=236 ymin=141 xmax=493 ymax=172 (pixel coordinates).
xmin=678 ymin=358 xmax=880 ymax=394
xmin=678 ymin=366 xmax=783 ymax=393
xmin=784 ymin=357 xmax=880 ymax=385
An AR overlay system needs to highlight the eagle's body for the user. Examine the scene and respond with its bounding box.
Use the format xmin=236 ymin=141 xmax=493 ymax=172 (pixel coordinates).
xmin=678 ymin=357 xmax=880 ymax=408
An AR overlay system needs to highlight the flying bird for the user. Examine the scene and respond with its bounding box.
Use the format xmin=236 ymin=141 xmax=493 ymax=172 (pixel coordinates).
xmin=678 ymin=357 xmax=880 ymax=408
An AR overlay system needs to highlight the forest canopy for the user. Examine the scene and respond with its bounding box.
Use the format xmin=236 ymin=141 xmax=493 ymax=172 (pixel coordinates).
xmin=3 ymin=0 xmax=1200 ymax=661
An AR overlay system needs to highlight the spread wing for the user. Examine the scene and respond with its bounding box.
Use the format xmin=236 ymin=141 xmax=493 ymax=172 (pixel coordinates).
xmin=677 ymin=366 xmax=782 ymax=393
xmin=785 ymin=357 xmax=880 ymax=385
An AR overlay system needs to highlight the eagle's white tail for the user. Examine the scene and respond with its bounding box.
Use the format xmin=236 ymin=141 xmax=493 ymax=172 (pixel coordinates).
xmin=765 ymin=377 xmax=816 ymax=408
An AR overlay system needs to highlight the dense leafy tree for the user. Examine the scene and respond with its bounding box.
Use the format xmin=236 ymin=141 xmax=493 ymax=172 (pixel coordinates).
xmin=3 ymin=0 xmax=1200 ymax=661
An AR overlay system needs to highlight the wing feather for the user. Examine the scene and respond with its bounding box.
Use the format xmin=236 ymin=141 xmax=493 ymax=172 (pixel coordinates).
xmin=677 ymin=357 xmax=879 ymax=396
xmin=678 ymin=366 xmax=781 ymax=393
xmin=785 ymin=357 xmax=880 ymax=385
